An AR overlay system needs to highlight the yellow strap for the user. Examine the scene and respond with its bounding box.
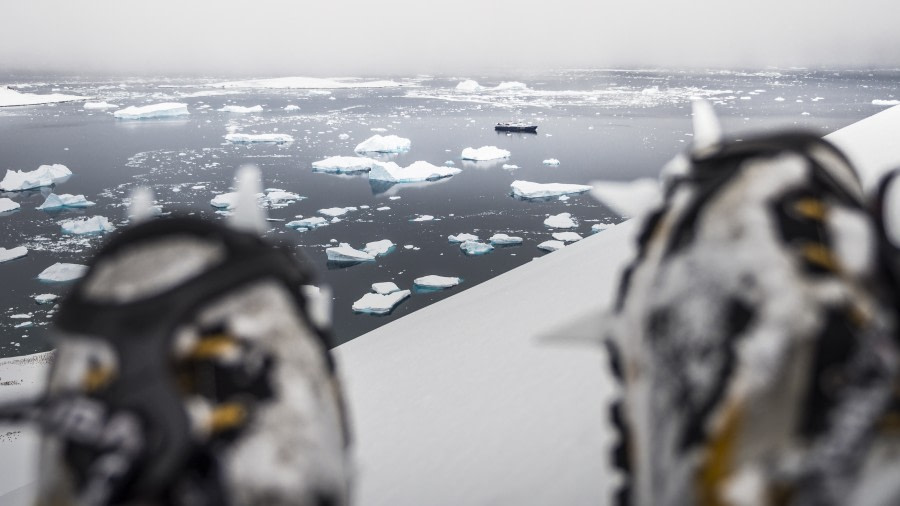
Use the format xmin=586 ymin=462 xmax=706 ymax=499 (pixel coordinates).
xmin=208 ymin=403 xmax=248 ymax=433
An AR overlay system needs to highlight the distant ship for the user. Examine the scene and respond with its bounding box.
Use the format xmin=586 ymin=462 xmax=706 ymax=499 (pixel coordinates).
xmin=494 ymin=122 xmax=538 ymax=133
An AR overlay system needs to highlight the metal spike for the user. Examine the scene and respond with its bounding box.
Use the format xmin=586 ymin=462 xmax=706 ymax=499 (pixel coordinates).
xmin=228 ymin=165 xmax=267 ymax=235
xmin=691 ymin=99 xmax=722 ymax=157
xmin=128 ymin=187 xmax=156 ymax=224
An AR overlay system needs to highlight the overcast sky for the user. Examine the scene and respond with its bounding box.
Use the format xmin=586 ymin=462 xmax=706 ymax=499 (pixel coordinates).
xmin=2 ymin=0 xmax=899 ymax=76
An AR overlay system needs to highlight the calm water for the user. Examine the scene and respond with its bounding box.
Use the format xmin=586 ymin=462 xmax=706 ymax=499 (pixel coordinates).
xmin=0 ymin=69 xmax=897 ymax=357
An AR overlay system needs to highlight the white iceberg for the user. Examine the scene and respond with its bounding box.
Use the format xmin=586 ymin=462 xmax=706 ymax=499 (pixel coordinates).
xmin=355 ymin=135 xmax=411 ymax=153
xmin=319 ymin=207 xmax=358 ymax=217
xmin=352 ymin=290 xmax=411 ymax=315
xmin=461 ymin=146 xmax=510 ymax=161
xmin=284 ymin=105 xmax=301 ymax=111
xmin=218 ymin=105 xmax=263 ymax=113
xmin=873 ymin=99 xmax=900 ymax=106
xmin=114 ymin=102 xmax=189 ymax=119
xmin=37 ymin=193 xmax=95 ymax=210
xmin=0 ymin=198 xmax=20 ymax=213
xmin=33 ymin=293 xmax=58 ymax=304
xmin=411 ymin=215 xmax=434 ymax=222
xmin=591 ymin=223 xmax=610 ymax=233
xmin=449 ymin=233 xmax=478 ymax=243
xmin=414 ymin=275 xmax=461 ymax=289
xmin=460 ymin=241 xmax=494 ymax=256
xmin=369 ymin=161 xmax=461 ymax=183
xmin=265 ymin=191 xmax=302 ymax=206
xmin=83 ymin=101 xmax=118 ymax=110
xmin=537 ymin=240 xmax=566 ymax=252
xmin=502 ymin=164 xmax=520 ymax=170
xmin=456 ymin=80 xmax=483 ymax=92
xmin=0 ymin=164 xmax=72 ymax=192
xmin=213 ymin=77 xmax=403 ymax=89
xmin=225 ymin=133 xmax=294 ymax=144
xmin=364 ymin=239 xmax=395 ymax=256
xmin=326 ymin=243 xmax=376 ymax=263
xmin=489 ymin=233 xmax=523 ymax=245
xmin=0 ymin=86 xmax=85 ymax=107
xmin=510 ymin=180 xmax=591 ymax=199
xmin=552 ymin=231 xmax=583 ymax=242
xmin=589 ymin=178 xmax=662 ymax=218
xmin=0 ymin=246 xmax=27 ymax=263
xmin=544 ymin=213 xmax=577 ymax=229
xmin=38 ymin=262 xmax=87 ymax=282
xmin=312 ymin=156 xmax=379 ymax=174
xmin=286 ymin=217 xmax=329 ymax=230
xmin=372 ymin=282 xmax=401 ymax=295
xmin=543 ymin=158 xmax=561 ymax=166
xmin=60 ymin=216 xmax=115 ymax=235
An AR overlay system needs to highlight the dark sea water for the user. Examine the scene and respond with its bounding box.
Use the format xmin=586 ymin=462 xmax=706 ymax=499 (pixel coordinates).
xmin=0 ymin=69 xmax=897 ymax=357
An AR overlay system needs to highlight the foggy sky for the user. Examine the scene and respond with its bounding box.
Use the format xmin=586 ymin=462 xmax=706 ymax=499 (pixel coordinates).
xmin=2 ymin=0 xmax=899 ymax=76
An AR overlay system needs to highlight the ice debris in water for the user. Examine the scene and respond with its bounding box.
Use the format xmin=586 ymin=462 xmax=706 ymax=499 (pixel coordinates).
xmin=0 ymin=164 xmax=72 ymax=192
xmin=0 ymin=198 xmax=20 ymax=213
xmin=218 ymin=105 xmax=263 ymax=113
xmin=83 ymin=101 xmax=118 ymax=110
xmin=284 ymin=105 xmax=301 ymax=111
xmin=591 ymin=223 xmax=609 ymax=233
xmin=544 ymin=213 xmax=577 ymax=229
xmin=0 ymin=246 xmax=27 ymax=263
xmin=364 ymin=239 xmax=395 ymax=256
xmin=460 ymin=241 xmax=494 ymax=256
xmin=60 ymin=216 xmax=115 ymax=235
xmin=354 ymin=134 xmax=411 ymax=153
xmin=326 ymin=243 xmax=376 ymax=263
xmin=38 ymin=263 xmax=88 ymax=282
xmin=411 ymin=215 xmax=434 ymax=222
xmin=510 ymin=180 xmax=591 ymax=199
xmin=352 ymin=289 xmax=411 ymax=315
xmin=265 ymin=191 xmax=302 ymax=207
xmin=368 ymin=161 xmax=461 ymax=183
xmin=873 ymin=99 xmax=900 ymax=106
xmin=312 ymin=156 xmax=379 ymax=174
xmin=461 ymin=146 xmax=510 ymax=161
xmin=543 ymin=158 xmax=561 ymax=166
xmin=414 ymin=275 xmax=461 ymax=289
xmin=449 ymin=233 xmax=478 ymax=243
xmin=33 ymin=293 xmax=58 ymax=304
xmin=114 ymin=102 xmax=189 ymax=119
xmin=552 ymin=231 xmax=583 ymax=242
xmin=319 ymin=207 xmax=357 ymax=218
xmin=537 ymin=240 xmax=566 ymax=252
xmin=37 ymin=193 xmax=95 ymax=210
xmin=372 ymin=282 xmax=401 ymax=295
xmin=489 ymin=233 xmax=523 ymax=245
xmin=589 ymin=178 xmax=661 ymax=218
xmin=210 ymin=192 xmax=262 ymax=210
xmin=0 ymin=86 xmax=84 ymax=107
xmin=225 ymin=133 xmax=294 ymax=144
xmin=286 ymin=217 xmax=329 ymax=231
xmin=502 ymin=164 xmax=520 ymax=170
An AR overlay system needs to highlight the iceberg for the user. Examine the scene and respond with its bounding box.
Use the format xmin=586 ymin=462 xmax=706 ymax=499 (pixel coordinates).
xmin=372 ymin=282 xmax=401 ymax=295
xmin=33 ymin=293 xmax=58 ymax=304
xmin=225 ymin=133 xmax=294 ymax=144
xmin=544 ymin=213 xmax=577 ymax=229
xmin=60 ymin=216 xmax=115 ymax=235
xmin=461 ymin=146 xmax=510 ymax=161
xmin=312 ymin=156 xmax=379 ymax=174
xmin=456 ymin=80 xmax=483 ymax=92
xmin=326 ymin=243 xmax=376 ymax=263
xmin=0 ymin=86 xmax=85 ymax=107
xmin=38 ymin=262 xmax=88 ymax=282
xmin=589 ymin=178 xmax=662 ymax=218
xmin=510 ymin=180 xmax=591 ymax=199
xmin=284 ymin=105 xmax=301 ymax=112
xmin=364 ymin=239 xmax=395 ymax=256
xmin=414 ymin=275 xmax=461 ymax=289
xmin=352 ymin=290 xmax=411 ymax=315
xmin=543 ymin=158 xmax=561 ymax=166
xmin=355 ymin=135 xmax=411 ymax=153
xmin=0 ymin=164 xmax=72 ymax=192
xmin=114 ymin=102 xmax=189 ymax=119
xmin=411 ymin=215 xmax=434 ymax=222
xmin=873 ymin=99 xmax=900 ymax=106
xmin=449 ymin=233 xmax=478 ymax=243
xmin=489 ymin=233 xmax=523 ymax=245
xmin=502 ymin=164 xmax=520 ymax=170
xmin=83 ymin=101 xmax=118 ymax=110
xmin=552 ymin=231 xmax=583 ymax=242
xmin=460 ymin=241 xmax=494 ymax=256
xmin=319 ymin=207 xmax=358 ymax=217
xmin=0 ymin=246 xmax=27 ymax=263
xmin=0 ymin=198 xmax=20 ymax=213
xmin=265 ymin=191 xmax=302 ymax=206
xmin=591 ymin=223 xmax=609 ymax=233
xmin=537 ymin=240 xmax=566 ymax=252
xmin=286 ymin=217 xmax=329 ymax=231
xmin=218 ymin=105 xmax=263 ymax=113
xmin=213 ymin=77 xmax=403 ymax=89
xmin=369 ymin=161 xmax=461 ymax=183
xmin=37 ymin=193 xmax=95 ymax=210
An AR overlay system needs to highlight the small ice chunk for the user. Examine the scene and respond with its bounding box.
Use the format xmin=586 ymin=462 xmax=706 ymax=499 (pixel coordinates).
xmin=352 ymin=290 xmax=410 ymax=315
xmin=37 ymin=193 xmax=95 ymax=210
xmin=225 ymin=133 xmax=294 ymax=144
xmin=14 ymin=321 xmax=33 ymax=329
xmin=218 ymin=105 xmax=263 ymax=113
xmin=83 ymin=101 xmax=118 ymax=110
xmin=537 ymin=240 xmax=566 ymax=252
xmin=38 ymin=262 xmax=88 ymax=282
xmin=489 ymin=233 xmax=523 ymax=245
xmin=312 ymin=156 xmax=379 ymax=173
xmin=114 ymin=102 xmax=189 ymax=119
xmin=591 ymin=223 xmax=610 ymax=233
xmin=389 ymin=196 xmax=401 ymax=200
xmin=411 ymin=215 xmax=434 ymax=222
xmin=284 ymin=105 xmax=301 ymax=111
xmin=372 ymin=282 xmax=401 ymax=295
xmin=456 ymin=80 xmax=483 ymax=92
xmin=364 ymin=239 xmax=395 ymax=256
xmin=0 ymin=246 xmax=27 ymax=263
xmin=461 ymin=146 xmax=510 ymax=161
xmin=544 ymin=213 xmax=577 ymax=229
xmin=414 ymin=275 xmax=461 ymax=289
xmin=460 ymin=241 xmax=494 ymax=256
xmin=319 ymin=206 xmax=358 ymax=217
xmin=33 ymin=293 xmax=58 ymax=304
xmin=265 ymin=191 xmax=302 ymax=205
xmin=873 ymin=99 xmax=900 ymax=106
xmin=0 ymin=164 xmax=72 ymax=192
xmin=286 ymin=217 xmax=329 ymax=231
xmin=511 ymin=180 xmax=591 ymax=199
xmin=368 ymin=161 xmax=461 ymax=183
xmin=502 ymin=164 xmax=520 ymax=170
xmin=589 ymin=178 xmax=662 ymax=218
xmin=338 ymin=133 xmax=350 ymax=140
xmin=543 ymin=158 xmax=561 ymax=166
xmin=376 ymin=206 xmax=391 ymax=211
xmin=0 ymin=198 xmax=20 ymax=213
xmin=326 ymin=243 xmax=376 ymax=263
xmin=10 ymin=313 xmax=31 ymax=319
xmin=449 ymin=233 xmax=478 ymax=243
xmin=60 ymin=216 xmax=115 ymax=235
xmin=354 ymin=134 xmax=411 ymax=153
xmin=552 ymin=231 xmax=583 ymax=242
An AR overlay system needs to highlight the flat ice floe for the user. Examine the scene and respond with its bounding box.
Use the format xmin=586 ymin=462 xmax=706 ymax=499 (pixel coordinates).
xmin=369 ymin=161 xmax=461 ymax=183
xmin=37 ymin=193 xmax=95 ymax=210
xmin=218 ymin=105 xmax=263 ymax=113
xmin=264 ymin=191 xmax=302 ymax=207
xmin=0 ymin=246 xmax=27 ymax=263
xmin=38 ymin=262 xmax=87 ymax=282
xmin=225 ymin=133 xmax=294 ymax=144
xmin=510 ymin=180 xmax=591 ymax=199
xmin=413 ymin=275 xmax=461 ymax=289
xmin=355 ymin=135 xmax=411 ymax=153
xmin=372 ymin=282 xmax=401 ymax=295
xmin=461 ymin=146 xmax=510 ymax=161
xmin=286 ymin=217 xmax=329 ymax=231
xmin=312 ymin=156 xmax=379 ymax=174
xmin=60 ymin=216 xmax=115 ymax=235
xmin=326 ymin=243 xmax=376 ymax=263
xmin=319 ymin=207 xmax=357 ymax=217
xmin=83 ymin=101 xmax=118 ymax=110
xmin=212 ymin=77 xmax=404 ymax=89
xmin=410 ymin=215 xmax=434 ymax=222
xmin=873 ymin=99 xmax=900 ymax=106
xmin=552 ymin=231 xmax=583 ymax=242
xmin=364 ymin=239 xmax=395 ymax=256
xmin=0 ymin=198 xmax=20 ymax=213
xmin=460 ymin=240 xmax=494 ymax=256
xmin=544 ymin=212 xmax=577 ymax=229
xmin=489 ymin=233 xmax=523 ymax=245
xmin=0 ymin=86 xmax=85 ymax=107
xmin=352 ymin=289 xmax=411 ymax=315
xmin=537 ymin=240 xmax=566 ymax=252
xmin=543 ymin=158 xmax=561 ymax=166
xmin=114 ymin=102 xmax=189 ymax=119
xmin=33 ymin=293 xmax=58 ymax=304
xmin=284 ymin=105 xmax=301 ymax=111
xmin=0 ymin=164 xmax=72 ymax=192
xmin=589 ymin=178 xmax=661 ymax=218
xmin=449 ymin=233 xmax=478 ymax=243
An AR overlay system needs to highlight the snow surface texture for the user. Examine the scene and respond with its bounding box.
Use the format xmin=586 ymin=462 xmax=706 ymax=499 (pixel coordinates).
xmin=511 ymin=180 xmax=591 ymax=199
xmin=354 ymin=135 xmax=411 ymax=153
xmin=60 ymin=216 xmax=115 ymax=235
xmin=0 ymin=87 xmax=84 ymax=107
xmin=312 ymin=156 xmax=379 ymax=174
xmin=0 ymin=164 xmax=72 ymax=192
xmin=113 ymin=102 xmax=189 ymax=119
xmin=0 ymin=246 xmax=27 ymax=263
xmin=368 ymin=161 xmax=460 ymax=183
xmin=352 ymin=290 xmax=411 ymax=315
xmin=326 ymin=243 xmax=376 ymax=263
xmin=218 ymin=105 xmax=263 ymax=113
xmin=0 ymin=198 xmax=20 ymax=213
xmin=461 ymin=146 xmax=510 ymax=161
xmin=544 ymin=213 xmax=577 ymax=229
xmin=489 ymin=233 xmax=523 ymax=245
xmin=37 ymin=263 xmax=87 ymax=282
xmin=37 ymin=193 xmax=95 ymax=210
xmin=413 ymin=275 xmax=461 ymax=289
xmin=225 ymin=133 xmax=294 ymax=144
